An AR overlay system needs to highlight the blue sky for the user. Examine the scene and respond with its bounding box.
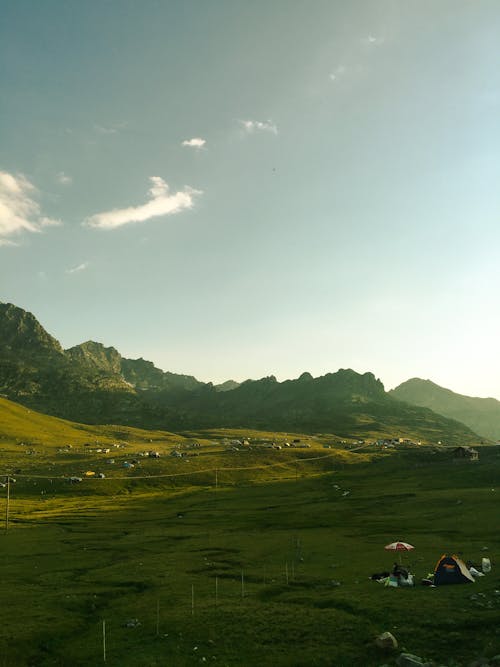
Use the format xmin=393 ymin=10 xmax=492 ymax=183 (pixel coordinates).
xmin=1 ymin=1 xmax=499 ymax=396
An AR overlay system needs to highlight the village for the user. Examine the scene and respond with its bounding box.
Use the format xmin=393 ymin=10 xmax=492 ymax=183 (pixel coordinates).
xmin=5 ymin=434 xmax=480 ymax=489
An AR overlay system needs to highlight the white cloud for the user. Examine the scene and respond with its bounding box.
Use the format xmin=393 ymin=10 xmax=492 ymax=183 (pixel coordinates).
xmin=0 ymin=170 xmax=62 ymax=245
xmin=240 ymin=119 xmax=278 ymax=135
xmin=57 ymin=171 xmax=72 ymax=185
xmin=182 ymin=137 xmax=206 ymax=149
xmin=67 ymin=262 xmax=89 ymax=274
xmin=85 ymin=176 xmax=201 ymax=230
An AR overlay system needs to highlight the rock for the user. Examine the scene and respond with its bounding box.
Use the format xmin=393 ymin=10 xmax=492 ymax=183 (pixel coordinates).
xmin=375 ymin=632 xmax=398 ymax=650
xmin=396 ymin=653 xmax=425 ymax=667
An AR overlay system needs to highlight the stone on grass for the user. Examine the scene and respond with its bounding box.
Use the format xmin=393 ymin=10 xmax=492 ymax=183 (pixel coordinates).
xmin=375 ymin=631 xmax=398 ymax=650
xmin=396 ymin=653 xmax=425 ymax=667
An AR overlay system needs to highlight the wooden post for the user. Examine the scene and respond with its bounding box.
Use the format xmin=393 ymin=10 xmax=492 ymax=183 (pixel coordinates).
xmin=285 ymin=562 xmax=289 ymax=585
xmin=191 ymin=584 xmax=195 ymax=616
xmin=156 ymin=599 xmax=160 ymax=636
xmin=102 ymin=619 xmax=106 ymax=663
xmin=215 ymin=576 xmax=218 ymax=607
xmin=241 ymin=571 xmax=245 ymax=598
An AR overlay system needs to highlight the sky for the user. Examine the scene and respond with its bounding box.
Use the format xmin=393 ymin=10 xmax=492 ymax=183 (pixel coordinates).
xmin=1 ymin=1 xmax=499 ymax=397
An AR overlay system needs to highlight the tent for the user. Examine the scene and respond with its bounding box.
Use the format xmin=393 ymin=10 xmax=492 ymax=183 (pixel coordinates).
xmin=434 ymin=554 xmax=474 ymax=585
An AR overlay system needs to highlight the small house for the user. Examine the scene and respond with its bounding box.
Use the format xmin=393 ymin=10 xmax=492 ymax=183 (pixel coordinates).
xmin=452 ymin=446 xmax=479 ymax=461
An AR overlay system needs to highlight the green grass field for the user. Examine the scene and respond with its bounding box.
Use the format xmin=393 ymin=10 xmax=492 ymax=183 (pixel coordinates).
xmin=0 ymin=398 xmax=499 ymax=666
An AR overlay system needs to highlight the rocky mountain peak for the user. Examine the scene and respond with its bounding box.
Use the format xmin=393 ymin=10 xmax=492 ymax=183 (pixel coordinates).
xmin=0 ymin=302 xmax=64 ymax=355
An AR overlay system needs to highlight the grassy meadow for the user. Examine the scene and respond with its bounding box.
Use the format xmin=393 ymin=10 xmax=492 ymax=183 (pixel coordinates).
xmin=0 ymin=398 xmax=499 ymax=666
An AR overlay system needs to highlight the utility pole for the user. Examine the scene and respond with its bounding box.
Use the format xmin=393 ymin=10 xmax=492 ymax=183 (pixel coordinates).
xmin=5 ymin=476 xmax=10 ymax=533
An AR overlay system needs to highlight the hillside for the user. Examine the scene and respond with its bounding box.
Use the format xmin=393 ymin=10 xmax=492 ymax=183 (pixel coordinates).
xmin=390 ymin=378 xmax=500 ymax=441
xmin=0 ymin=302 xmax=482 ymax=444
xmin=0 ymin=395 xmax=182 ymax=450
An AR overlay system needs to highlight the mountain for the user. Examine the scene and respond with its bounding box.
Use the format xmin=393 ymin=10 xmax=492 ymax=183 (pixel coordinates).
xmin=0 ymin=303 xmax=200 ymax=424
xmin=0 ymin=302 xmax=482 ymax=443
xmin=158 ymin=369 xmax=479 ymax=443
xmin=390 ymin=378 xmax=500 ymax=441
xmin=67 ymin=341 xmax=201 ymax=392
xmin=214 ymin=380 xmax=241 ymax=392
xmin=66 ymin=341 xmax=123 ymax=374
xmin=121 ymin=357 xmax=201 ymax=392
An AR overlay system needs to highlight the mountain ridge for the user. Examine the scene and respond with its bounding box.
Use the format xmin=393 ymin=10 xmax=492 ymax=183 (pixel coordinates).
xmin=0 ymin=301 xmax=482 ymax=443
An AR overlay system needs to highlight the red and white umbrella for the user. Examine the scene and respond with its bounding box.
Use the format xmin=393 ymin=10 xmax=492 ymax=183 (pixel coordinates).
xmin=385 ymin=541 xmax=415 ymax=552
xmin=385 ymin=541 xmax=415 ymax=563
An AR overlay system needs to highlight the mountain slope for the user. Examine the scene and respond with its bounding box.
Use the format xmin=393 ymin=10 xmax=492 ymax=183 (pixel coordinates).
xmin=0 ymin=395 xmax=181 ymax=450
xmin=390 ymin=378 xmax=500 ymax=441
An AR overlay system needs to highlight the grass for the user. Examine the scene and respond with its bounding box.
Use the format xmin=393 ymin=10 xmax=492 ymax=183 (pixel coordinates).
xmin=0 ymin=399 xmax=499 ymax=665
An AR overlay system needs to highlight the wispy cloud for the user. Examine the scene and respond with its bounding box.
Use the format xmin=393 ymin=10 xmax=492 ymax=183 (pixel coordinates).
xmin=0 ymin=170 xmax=62 ymax=245
xmin=39 ymin=216 xmax=61 ymax=228
xmin=182 ymin=137 xmax=206 ymax=149
xmin=57 ymin=171 xmax=72 ymax=185
xmin=329 ymin=65 xmax=346 ymax=82
xmin=94 ymin=121 xmax=127 ymax=135
xmin=67 ymin=262 xmax=89 ymax=274
xmin=364 ymin=35 xmax=385 ymax=46
xmin=240 ymin=119 xmax=278 ymax=135
xmin=85 ymin=176 xmax=201 ymax=231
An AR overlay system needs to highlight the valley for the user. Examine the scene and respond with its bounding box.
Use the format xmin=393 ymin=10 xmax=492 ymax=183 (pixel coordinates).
xmin=1 ymin=397 xmax=500 ymax=666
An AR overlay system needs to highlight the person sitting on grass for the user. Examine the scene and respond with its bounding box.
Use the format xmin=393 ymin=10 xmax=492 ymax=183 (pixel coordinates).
xmin=392 ymin=562 xmax=409 ymax=581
